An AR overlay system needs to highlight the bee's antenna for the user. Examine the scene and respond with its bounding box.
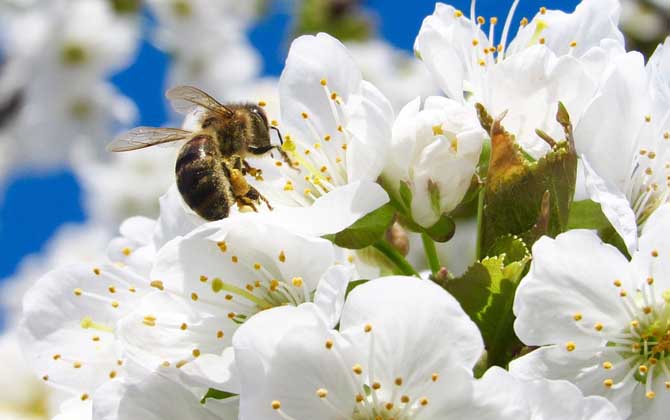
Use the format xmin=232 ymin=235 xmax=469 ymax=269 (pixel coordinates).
xmin=270 ymin=126 xmax=284 ymax=145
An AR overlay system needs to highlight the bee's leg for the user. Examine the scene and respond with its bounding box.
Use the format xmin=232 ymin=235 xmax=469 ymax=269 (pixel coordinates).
xmin=244 ymin=186 xmax=273 ymax=211
xmin=229 ymin=168 xmax=251 ymax=197
xmin=242 ymin=160 xmax=263 ymax=180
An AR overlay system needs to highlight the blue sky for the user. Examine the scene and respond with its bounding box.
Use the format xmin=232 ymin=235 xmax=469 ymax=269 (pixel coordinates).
xmin=0 ymin=0 xmax=580 ymax=279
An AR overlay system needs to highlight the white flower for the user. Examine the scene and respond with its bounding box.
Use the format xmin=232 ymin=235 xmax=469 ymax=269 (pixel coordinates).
xmin=249 ymin=33 xmax=393 ymax=216
xmin=512 ymin=204 xmax=670 ymax=419
xmin=476 ymin=367 xmax=621 ymax=419
xmin=18 ymin=260 xmax=155 ymax=403
xmin=117 ymin=218 xmax=352 ymax=372
xmin=233 ymin=276 xmax=487 ymax=420
xmin=414 ymin=0 xmax=624 ymax=158
xmin=575 ymin=47 xmax=670 ymax=253
xmin=384 ymin=96 xmax=485 ymax=227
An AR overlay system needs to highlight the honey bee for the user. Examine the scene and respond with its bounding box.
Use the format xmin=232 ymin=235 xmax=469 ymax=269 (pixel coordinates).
xmin=107 ymin=86 xmax=291 ymax=221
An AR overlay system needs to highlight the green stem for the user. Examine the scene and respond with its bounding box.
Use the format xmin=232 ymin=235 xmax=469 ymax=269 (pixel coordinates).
xmin=475 ymin=187 xmax=486 ymax=261
xmin=373 ymin=240 xmax=420 ymax=277
xmin=421 ymin=233 xmax=440 ymax=276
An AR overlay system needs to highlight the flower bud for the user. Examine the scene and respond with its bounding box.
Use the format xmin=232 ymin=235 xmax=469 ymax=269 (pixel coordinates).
xmin=384 ymin=96 xmax=486 ymax=227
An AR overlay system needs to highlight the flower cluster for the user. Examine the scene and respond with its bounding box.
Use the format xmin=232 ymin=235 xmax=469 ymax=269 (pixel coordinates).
xmin=8 ymin=1 xmax=670 ymax=420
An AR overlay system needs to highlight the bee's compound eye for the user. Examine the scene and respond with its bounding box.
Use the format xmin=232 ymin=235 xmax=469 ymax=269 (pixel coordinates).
xmin=249 ymin=104 xmax=268 ymax=127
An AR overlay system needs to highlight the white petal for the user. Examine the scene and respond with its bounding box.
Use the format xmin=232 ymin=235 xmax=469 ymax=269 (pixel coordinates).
xmin=632 ymin=204 xmax=670 ymax=289
xmin=581 ymin=156 xmax=639 ymax=254
xmin=313 ymin=265 xmax=354 ymax=328
xmin=513 ymin=230 xmax=634 ymax=347
xmin=340 ymin=276 xmax=484 ymax=390
xmin=507 ymin=0 xmax=623 ymax=58
xmin=153 ymin=184 xmax=204 ymax=249
xmin=179 ymin=348 xmax=239 ymax=393
xmin=414 ymin=3 xmax=487 ymax=100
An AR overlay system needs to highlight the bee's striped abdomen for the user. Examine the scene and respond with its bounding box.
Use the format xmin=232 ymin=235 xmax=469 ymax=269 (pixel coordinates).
xmin=175 ymin=134 xmax=234 ymax=221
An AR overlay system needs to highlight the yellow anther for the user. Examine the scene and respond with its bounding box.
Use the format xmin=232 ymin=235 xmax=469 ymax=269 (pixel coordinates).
xmin=53 ymin=354 xmax=61 ymax=360
xmin=217 ymin=241 xmax=227 ymax=252
xmin=225 ymin=294 xmax=233 ymax=300
xmin=320 ymin=79 xmax=327 ymax=86
xmin=603 ymin=361 xmax=613 ymax=369
xmin=317 ymin=388 xmax=328 ymax=398
xmin=111 ymin=301 xmax=119 ymax=308
xmin=647 ymin=277 xmax=655 ymax=285
xmin=394 ymin=377 xmax=403 ymax=386
xmin=490 ymin=17 xmax=498 ymax=24
xmin=401 ymin=395 xmax=410 ymax=403
xmin=664 ymin=131 xmax=670 ymax=139
xmin=431 ymin=373 xmax=439 ymax=382
xmin=73 ymin=361 xmax=82 ymax=369
xmin=292 ymin=277 xmax=303 ymax=287
xmin=200 ymin=275 xmax=208 ymax=283
xmin=371 ymin=382 xmax=381 ymax=390
xmin=419 ymin=397 xmax=429 ymax=406
xmin=645 ymin=115 xmax=652 ymax=123
xmin=639 ymin=365 xmax=648 ymax=374
xmin=191 ymin=292 xmax=199 ymax=301
xmin=304 ymin=188 xmax=312 ymax=196
xmin=479 ymin=59 xmax=486 ymax=66
xmin=565 ymin=341 xmax=576 ymax=352
xmin=74 ymin=288 xmax=83 ymax=296
xmin=330 ymin=92 xmax=338 ymax=100
xmin=270 ymin=279 xmax=280 ymax=291
xmin=454 ymin=10 xmax=463 ymax=17
xmin=385 ymin=403 xmax=394 ymax=410
xmin=258 ymin=100 xmax=267 ymax=107
xmin=93 ymin=268 xmax=101 ymax=275
xmin=253 ymin=263 xmax=262 ymax=270
xmin=324 ymin=135 xmax=331 ymax=141
xmin=337 ymin=125 xmax=343 ymax=132
xmin=573 ymin=313 xmax=582 ymax=321
xmin=217 ymin=330 xmax=224 ymax=339
xmin=652 ymin=249 xmax=659 ymax=257
xmin=520 ymin=17 xmax=528 ymax=26
xmin=353 ymin=364 xmax=363 ymax=375
xmin=364 ymin=324 xmax=373 ymax=333
xmin=539 ymin=37 xmax=546 ymax=44
xmin=271 ymin=400 xmax=281 ymax=410
xmin=108 ymin=286 xmax=116 ymax=294
xmin=192 ymin=349 xmax=201 ymax=358
xmin=180 ymin=323 xmax=187 ymax=330
xmin=603 ymin=378 xmax=614 ymax=388
xmin=643 ymin=306 xmax=652 ymax=314
xmin=81 ymin=394 xmax=89 ymax=401
xmin=613 ymin=279 xmax=622 ymax=287
xmin=128 ymin=287 xmax=136 ymax=293
xmin=472 ymin=38 xmax=479 ymax=46
xmin=92 ymin=336 xmax=100 ymax=341
xmin=231 ymin=255 xmax=239 ymax=263
xmin=301 ymin=112 xmax=309 ymax=119
xmin=143 ymin=315 xmax=156 ymax=327
xmin=278 ymin=251 xmax=286 ymax=262
xmin=569 ymin=41 xmax=577 ymax=47
xmin=477 ymin=16 xmax=485 ymax=25
xmin=271 ymin=120 xmax=279 ymax=126
xmin=594 ymin=323 xmax=604 ymax=331
xmin=42 ymin=375 xmax=48 ymax=381
xmin=320 ymin=165 xmax=328 ymax=173
xmin=647 ymin=391 xmax=656 ymax=399
xmin=175 ymin=360 xmax=188 ymax=368
xmin=150 ymin=280 xmax=164 ymax=291
xmin=631 ymin=320 xmax=640 ymax=328
xmin=355 ymin=394 xmax=365 ymax=403
xmin=325 ymin=339 xmax=334 ymax=349
xmin=540 ymin=6 xmax=547 ymax=14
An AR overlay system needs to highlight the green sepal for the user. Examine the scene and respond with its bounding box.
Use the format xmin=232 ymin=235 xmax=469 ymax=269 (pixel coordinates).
xmin=345 ymin=279 xmax=369 ymax=298
xmin=201 ymin=388 xmax=237 ymax=404
xmin=477 ymin=102 xmax=578 ymax=256
xmin=568 ymin=199 xmax=629 ymax=257
xmin=324 ymin=203 xmax=396 ymax=249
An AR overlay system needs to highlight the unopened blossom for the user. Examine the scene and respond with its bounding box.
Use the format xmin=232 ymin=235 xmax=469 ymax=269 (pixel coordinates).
xmin=384 ymin=96 xmax=485 ymax=228
xmin=232 ymin=276 xmax=488 ymax=420
xmin=476 ymin=367 xmax=621 ymax=419
xmin=575 ymin=46 xmax=670 ymax=252
xmin=117 ymin=218 xmax=352 ymax=374
xmin=248 ymin=33 xmax=393 ymax=221
xmin=512 ymin=205 xmax=670 ymax=418
xmin=414 ymin=0 xmax=624 ymax=158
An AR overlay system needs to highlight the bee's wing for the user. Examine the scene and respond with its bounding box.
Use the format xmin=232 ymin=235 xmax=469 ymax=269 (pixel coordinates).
xmin=166 ymin=86 xmax=234 ymax=117
xmin=107 ymin=127 xmax=191 ymax=152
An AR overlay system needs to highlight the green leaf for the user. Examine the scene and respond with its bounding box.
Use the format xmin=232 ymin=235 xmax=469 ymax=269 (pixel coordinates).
xmin=487 ymin=234 xmax=530 ymax=264
xmin=443 ymin=249 xmax=530 ymax=368
xmin=326 ymin=203 xmax=395 ymax=249
xmin=294 ymin=0 xmax=372 ymax=42
xmin=477 ymin=103 xmax=578 ymax=255
xmin=201 ymin=388 xmax=237 ymax=404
